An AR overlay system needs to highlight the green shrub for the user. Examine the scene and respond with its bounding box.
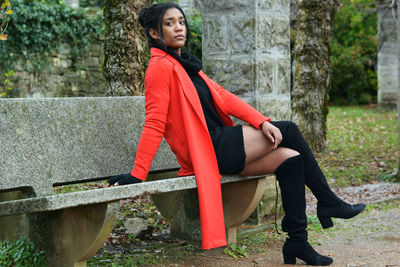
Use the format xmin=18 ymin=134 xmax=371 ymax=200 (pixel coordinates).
xmin=187 ymin=12 xmax=202 ymax=60
xmin=0 ymin=237 xmax=46 ymax=267
xmin=0 ymin=0 xmax=104 ymax=73
xmin=0 ymin=70 xmax=17 ymax=98
xmin=330 ymin=0 xmax=378 ymax=105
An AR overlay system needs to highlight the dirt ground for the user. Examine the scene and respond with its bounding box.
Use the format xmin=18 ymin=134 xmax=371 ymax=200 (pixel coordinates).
xmin=92 ymin=182 xmax=400 ymax=266
xmin=162 ymin=183 xmax=400 ymax=267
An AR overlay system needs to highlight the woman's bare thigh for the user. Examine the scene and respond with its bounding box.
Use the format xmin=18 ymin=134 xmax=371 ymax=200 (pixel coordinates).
xmin=240 ymin=125 xmax=299 ymax=176
xmin=242 ymin=125 xmax=276 ymax=164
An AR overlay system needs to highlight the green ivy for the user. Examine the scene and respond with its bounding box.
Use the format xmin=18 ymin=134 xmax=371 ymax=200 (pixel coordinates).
xmin=0 ymin=237 xmax=46 ymax=267
xmin=0 ymin=0 xmax=104 ymax=74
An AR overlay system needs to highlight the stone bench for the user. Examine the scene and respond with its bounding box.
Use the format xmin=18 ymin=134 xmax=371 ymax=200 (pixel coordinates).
xmin=0 ymin=97 xmax=268 ymax=267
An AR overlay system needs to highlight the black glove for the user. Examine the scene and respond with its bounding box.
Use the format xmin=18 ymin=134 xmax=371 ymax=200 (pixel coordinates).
xmin=107 ymin=173 xmax=142 ymax=186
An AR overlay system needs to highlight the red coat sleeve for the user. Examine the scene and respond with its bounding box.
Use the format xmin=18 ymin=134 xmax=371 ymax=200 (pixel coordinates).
xmin=131 ymin=61 xmax=171 ymax=180
xmin=205 ymin=75 xmax=271 ymax=129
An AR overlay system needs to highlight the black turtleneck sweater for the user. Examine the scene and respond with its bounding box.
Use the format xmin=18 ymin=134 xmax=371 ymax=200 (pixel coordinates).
xmin=154 ymin=45 xmax=224 ymax=133
xmin=152 ymin=46 xmax=246 ymax=175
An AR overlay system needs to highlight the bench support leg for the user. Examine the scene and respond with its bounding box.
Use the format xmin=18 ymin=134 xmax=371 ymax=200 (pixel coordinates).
xmin=29 ymin=201 xmax=119 ymax=267
xmin=152 ymin=177 xmax=267 ymax=247
xmin=222 ymin=178 xmax=267 ymax=245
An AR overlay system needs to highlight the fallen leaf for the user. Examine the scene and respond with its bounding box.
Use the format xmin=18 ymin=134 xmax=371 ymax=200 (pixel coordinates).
xmin=0 ymin=34 xmax=7 ymax=40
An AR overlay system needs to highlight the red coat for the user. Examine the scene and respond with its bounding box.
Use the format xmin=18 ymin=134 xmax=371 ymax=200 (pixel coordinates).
xmin=131 ymin=48 xmax=270 ymax=249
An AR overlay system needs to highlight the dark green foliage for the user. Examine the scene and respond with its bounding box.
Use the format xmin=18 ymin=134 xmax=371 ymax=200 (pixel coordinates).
xmin=187 ymin=12 xmax=202 ymax=60
xmin=0 ymin=237 xmax=46 ymax=267
xmin=0 ymin=0 xmax=104 ymax=73
xmin=80 ymin=0 xmax=105 ymax=8
xmin=330 ymin=0 xmax=379 ymax=105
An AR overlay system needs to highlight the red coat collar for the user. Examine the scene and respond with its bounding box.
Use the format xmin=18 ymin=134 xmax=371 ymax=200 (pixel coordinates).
xmin=150 ymin=48 xmax=208 ymax=131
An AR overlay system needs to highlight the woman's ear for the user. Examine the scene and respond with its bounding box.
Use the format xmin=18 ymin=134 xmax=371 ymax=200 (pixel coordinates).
xmin=149 ymin=28 xmax=159 ymax=40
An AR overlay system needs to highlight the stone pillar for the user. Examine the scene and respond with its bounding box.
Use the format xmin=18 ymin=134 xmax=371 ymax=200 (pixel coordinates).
xmin=200 ymin=0 xmax=290 ymax=222
xmin=200 ymin=0 xmax=291 ymax=121
xmin=64 ymin=0 xmax=79 ymax=9
xmin=177 ymin=0 xmax=200 ymax=16
xmin=378 ymin=4 xmax=398 ymax=109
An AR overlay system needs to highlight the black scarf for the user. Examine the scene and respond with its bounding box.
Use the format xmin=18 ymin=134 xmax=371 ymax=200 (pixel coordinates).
xmin=153 ymin=44 xmax=202 ymax=76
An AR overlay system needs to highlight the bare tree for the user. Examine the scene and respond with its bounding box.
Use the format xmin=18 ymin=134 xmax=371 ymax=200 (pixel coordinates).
xmin=291 ymin=0 xmax=339 ymax=152
xmin=103 ymin=0 xmax=151 ymax=96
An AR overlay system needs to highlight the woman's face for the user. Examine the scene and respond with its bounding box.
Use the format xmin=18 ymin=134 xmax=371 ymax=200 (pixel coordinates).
xmin=151 ymin=8 xmax=186 ymax=55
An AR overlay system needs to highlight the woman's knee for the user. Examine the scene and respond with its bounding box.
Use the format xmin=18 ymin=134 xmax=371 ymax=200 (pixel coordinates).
xmin=279 ymin=147 xmax=300 ymax=160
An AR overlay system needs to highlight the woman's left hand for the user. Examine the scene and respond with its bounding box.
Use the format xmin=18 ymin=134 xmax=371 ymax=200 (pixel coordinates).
xmin=261 ymin=121 xmax=282 ymax=149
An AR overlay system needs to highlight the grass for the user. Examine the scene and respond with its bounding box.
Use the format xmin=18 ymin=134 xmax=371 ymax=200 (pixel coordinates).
xmin=315 ymin=105 xmax=398 ymax=186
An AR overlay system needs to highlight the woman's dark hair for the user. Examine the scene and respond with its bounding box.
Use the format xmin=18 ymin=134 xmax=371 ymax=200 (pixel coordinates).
xmin=139 ymin=2 xmax=191 ymax=52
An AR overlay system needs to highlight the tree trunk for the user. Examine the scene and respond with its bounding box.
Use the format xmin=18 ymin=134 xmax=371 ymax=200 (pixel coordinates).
xmin=103 ymin=0 xmax=151 ymax=96
xmin=291 ymin=0 xmax=339 ymax=152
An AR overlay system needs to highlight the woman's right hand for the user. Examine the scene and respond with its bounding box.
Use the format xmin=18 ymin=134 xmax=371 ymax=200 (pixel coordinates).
xmin=105 ymin=173 xmax=142 ymax=187
xmin=261 ymin=121 xmax=282 ymax=149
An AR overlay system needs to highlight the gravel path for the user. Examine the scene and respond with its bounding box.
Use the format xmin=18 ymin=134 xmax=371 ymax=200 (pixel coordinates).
xmin=306 ymin=182 xmax=400 ymax=214
xmin=170 ymin=182 xmax=400 ymax=266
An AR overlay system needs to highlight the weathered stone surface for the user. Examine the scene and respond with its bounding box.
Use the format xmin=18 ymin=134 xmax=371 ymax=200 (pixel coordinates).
xmin=378 ymin=4 xmax=398 ymax=108
xmin=256 ymin=58 xmax=290 ymax=96
xmin=1 ymin=41 xmax=106 ymax=98
xmin=247 ymin=175 xmax=283 ymax=224
xmin=203 ymin=58 xmax=255 ymax=96
xmin=202 ymin=16 xmax=228 ymax=56
xmin=198 ymin=0 xmax=250 ymax=11
xmin=29 ymin=202 xmax=119 ymax=267
xmin=177 ymin=0 xmax=200 ymax=16
xmin=0 ymin=173 xmax=264 ymax=217
xmin=0 ymin=191 xmax=30 ymax=241
xmin=0 ymin=97 xmax=177 ymax=196
xmin=124 ymin=218 xmax=150 ymax=236
xmin=257 ymin=15 xmax=290 ymax=52
xmin=257 ymin=95 xmax=291 ymax=121
xmin=202 ymin=0 xmax=291 ymax=120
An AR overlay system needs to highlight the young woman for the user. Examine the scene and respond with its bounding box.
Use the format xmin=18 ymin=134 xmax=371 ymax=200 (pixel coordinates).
xmin=105 ymin=3 xmax=365 ymax=265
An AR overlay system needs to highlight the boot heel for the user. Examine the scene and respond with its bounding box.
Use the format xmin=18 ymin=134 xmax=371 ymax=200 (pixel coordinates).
xmin=318 ymin=216 xmax=333 ymax=229
xmin=283 ymin=253 xmax=296 ymax=264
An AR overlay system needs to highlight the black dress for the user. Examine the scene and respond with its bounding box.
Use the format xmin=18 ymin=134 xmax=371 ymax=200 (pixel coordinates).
xmin=157 ymin=46 xmax=246 ymax=174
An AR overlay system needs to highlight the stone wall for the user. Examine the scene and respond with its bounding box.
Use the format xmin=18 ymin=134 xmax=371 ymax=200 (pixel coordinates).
xmin=200 ymin=0 xmax=291 ymax=121
xmin=378 ymin=4 xmax=398 ymax=108
xmin=5 ymin=39 xmax=106 ymax=98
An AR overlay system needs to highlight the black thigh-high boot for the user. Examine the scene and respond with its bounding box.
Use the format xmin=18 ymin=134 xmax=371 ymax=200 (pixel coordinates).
xmin=275 ymin=155 xmax=333 ymax=266
xmin=271 ymin=121 xmax=365 ymax=228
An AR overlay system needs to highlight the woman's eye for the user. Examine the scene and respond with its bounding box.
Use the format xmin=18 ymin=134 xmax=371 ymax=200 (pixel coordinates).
xmin=166 ymin=22 xmax=173 ymax=26
xmin=179 ymin=21 xmax=185 ymax=25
